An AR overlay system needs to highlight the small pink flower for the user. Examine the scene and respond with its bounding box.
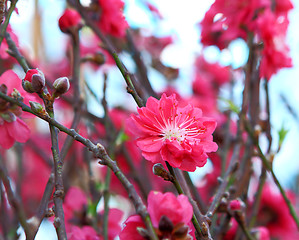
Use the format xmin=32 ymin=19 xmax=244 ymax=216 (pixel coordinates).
xmin=229 ymin=199 xmax=242 ymax=211
xmin=147 ymin=191 xmax=193 ymax=227
xmin=68 ymin=226 xmax=100 ymax=240
xmin=253 ymin=227 xmax=270 ymax=240
xmin=128 ymin=93 xmax=218 ymax=172
xmin=59 ymin=9 xmax=82 ymax=33
xmin=22 ymin=68 xmax=45 ymax=93
xmin=98 ymin=0 xmax=128 ymax=37
xmin=0 ymin=70 xmax=34 ymax=149
xmin=120 ymin=191 xmax=194 ymax=240
xmin=99 ymin=208 xmax=124 ymax=240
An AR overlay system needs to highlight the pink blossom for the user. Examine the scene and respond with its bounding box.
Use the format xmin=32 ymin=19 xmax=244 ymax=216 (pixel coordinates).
xmin=257 ymin=185 xmax=299 ymax=239
xmin=200 ymin=0 xmax=270 ymax=49
xmin=99 ymin=208 xmax=124 ymax=240
xmin=98 ymin=0 xmax=128 ymax=37
xmin=256 ymin=10 xmax=292 ymax=80
xmin=120 ymin=191 xmax=194 ymax=240
xmin=0 ymin=25 xmax=19 ymax=60
xmin=64 ymin=187 xmax=88 ymax=212
xmin=119 ymin=215 xmax=145 ymax=240
xmin=253 ymin=227 xmax=270 ymax=240
xmin=0 ymin=118 xmax=30 ymax=149
xmin=0 ymin=70 xmax=35 ymax=149
xmin=63 ymin=186 xmax=88 ymax=231
xmin=128 ymin=93 xmax=218 ymax=172
xmin=59 ymin=9 xmax=82 ymax=33
xmin=147 ymin=191 xmax=193 ymax=227
xmin=68 ymin=226 xmax=100 ymax=240
xmin=229 ymin=199 xmax=242 ymax=211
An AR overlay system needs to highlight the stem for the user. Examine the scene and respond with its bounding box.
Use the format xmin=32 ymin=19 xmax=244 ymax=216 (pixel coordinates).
xmin=60 ymin=29 xmax=82 ymax=161
xmin=206 ymin=144 xmax=240 ymax=217
xmin=5 ymin=32 xmax=29 ymax=72
xmin=69 ymin=0 xmax=145 ymax=107
xmin=103 ymin=170 xmax=111 ymax=240
xmin=30 ymin=173 xmax=55 ymax=239
xmin=126 ymin=29 xmax=156 ymax=98
xmin=183 ymin=171 xmax=207 ymax=213
xmin=44 ymin=99 xmax=67 ymax=240
xmin=243 ymin=118 xmax=299 ymax=230
xmin=0 ymin=91 xmax=159 ymax=240
xmin=49 ymin=121 xmax=67 ymax=240
xmin=248 ymin=167 xmax=266 ymax=228
xmin=0 ymin=155 xmax=33 ymax=239
xmin=0 ymin=0 xmax=18 ymax=47
xmin=165 ymin=163 xmax=207 ymax=240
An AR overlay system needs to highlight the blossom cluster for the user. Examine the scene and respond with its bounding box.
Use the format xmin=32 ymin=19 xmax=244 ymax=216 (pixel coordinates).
xmin=200 ymin=0 xmax=293 ymax=79
xmin=0 ymin=1 xmax=298 ymax=240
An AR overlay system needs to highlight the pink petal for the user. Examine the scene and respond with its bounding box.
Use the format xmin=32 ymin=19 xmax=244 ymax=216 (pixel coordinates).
xmin=136 ymin=137 xmax=163 ymax=152
xmin=0 ymin=123 xmax=15 ymax=149
xmin=141 ymin=151 xmax=162 ymax=164
xmin=6 ymin=118 xmax=30 ymax=143
xmin=200 ymin=141 xmax=218 ymax=152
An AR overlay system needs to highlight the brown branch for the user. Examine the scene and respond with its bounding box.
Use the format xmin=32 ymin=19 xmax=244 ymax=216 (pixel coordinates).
xmin=68 ymin=0 xmax=145 ymax=107
xmin=0 ymin=155 xmax=33 ymax=239
xmin=0 ymin=91 xmax=158 ymax=240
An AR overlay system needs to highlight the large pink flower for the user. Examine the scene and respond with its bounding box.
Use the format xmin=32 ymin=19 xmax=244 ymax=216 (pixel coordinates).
xmin=128 ymin=93 xmax=218 ymax=172
xmin=120 ymin=191 xmax=194 ymax=240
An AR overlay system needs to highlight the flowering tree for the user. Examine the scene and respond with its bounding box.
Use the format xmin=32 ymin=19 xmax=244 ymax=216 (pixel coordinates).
xmin=0 ymin=0 xmax=298 ymax=240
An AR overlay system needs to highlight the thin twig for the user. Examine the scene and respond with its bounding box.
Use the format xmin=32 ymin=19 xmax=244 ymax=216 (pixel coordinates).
xmin=68 ymin=0 xmax=145 ymax=107
xmin=165 ymin=162 xmax=204 ymax=240
xmin=5 ymin=32 xmax=29 ymax=72
xmin=0 ymin=155 xmax=33 ymax=239
xmin=0 ymin=92 xmax=159 ymax=240
xmin=42 ymin=94 xmax=67 ymax=240
xmin=243 ymin=117 xmax=299 ymax=230
xmin=60 ymin=29 xmax=82 ymax=161
xmin=0 ymin=0 xmax=18 ymax=47
xmin=30 ymin=173 xmax=55 ymax=239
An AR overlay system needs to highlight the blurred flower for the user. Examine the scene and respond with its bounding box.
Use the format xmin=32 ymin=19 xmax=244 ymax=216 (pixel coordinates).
xmin=0 ymin=70 xmax=35 ymax=149
xmin=68 ymin=226 xmax=100 ymax=240
xmin=97 ymin=0 xmax=128 ymax=37
xmin=59 ymin=8 xmax=82 ymax=34
xmin=120 ymin=191 xmax=194 ymax=240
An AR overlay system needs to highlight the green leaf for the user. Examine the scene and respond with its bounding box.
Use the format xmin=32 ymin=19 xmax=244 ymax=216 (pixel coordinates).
xmin=115 ymin=130 xmax=129 ymax=147
xmin=219 ymin=97 xmax=240 ymax=114
xmin=278 ymin=125 xmax=289 ymax=148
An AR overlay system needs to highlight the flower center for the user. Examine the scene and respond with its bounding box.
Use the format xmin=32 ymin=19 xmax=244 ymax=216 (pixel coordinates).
xmin=163 ymin=126 xmax=185 ymax=142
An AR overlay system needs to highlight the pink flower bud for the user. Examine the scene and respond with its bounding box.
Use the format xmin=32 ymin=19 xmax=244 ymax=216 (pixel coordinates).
xmin=229 ymin=199 xmax=242 ymax=211
xmin=58 ymin=9 xmax=81 ymax=33
xmin=22 ymin=69 xmax=45 ymax=93
xmin=53 ymin=77 xmax=70 ymax=97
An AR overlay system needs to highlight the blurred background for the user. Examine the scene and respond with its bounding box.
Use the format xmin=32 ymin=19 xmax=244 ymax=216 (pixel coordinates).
xmin=8 ymin=0 xmax=299 ymax=195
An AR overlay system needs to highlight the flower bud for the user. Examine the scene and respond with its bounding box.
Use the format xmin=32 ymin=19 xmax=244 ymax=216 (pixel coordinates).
xmin=153 ymin=163 xmax=174 ymax=182
xmin=22 ymin=69 xmax=45 ymax=93
xmin=172 ymin=224 xmax=189 ymax=239
xmin=58 ymin=9 xmax=82 ymax=34
xmin=158 ymin=215 xmax=174 ymax=233
xmin=29 ymin=101 xmax=44 ymax=114
xmin=229 ymin=199 xmax=242 ymax=211
xmin=53 ymin=77 xmax=70 ymax=98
